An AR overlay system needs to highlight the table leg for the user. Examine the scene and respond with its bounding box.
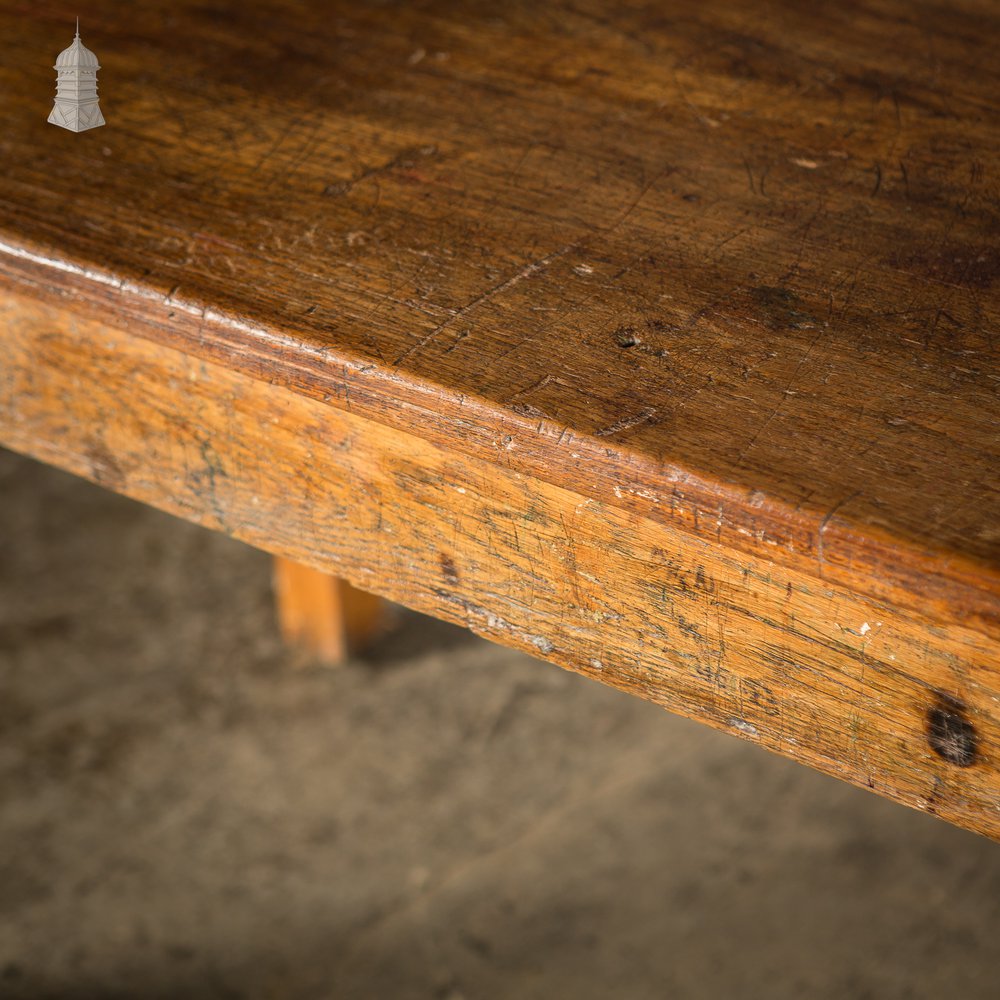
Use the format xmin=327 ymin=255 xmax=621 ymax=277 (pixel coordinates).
xmin=272 ymin=557 xmax=388 ymax=665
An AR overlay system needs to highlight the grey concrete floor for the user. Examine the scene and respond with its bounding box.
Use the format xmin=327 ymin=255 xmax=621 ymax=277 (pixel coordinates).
xmin=1 ymin=446 xmax=999 ymax=999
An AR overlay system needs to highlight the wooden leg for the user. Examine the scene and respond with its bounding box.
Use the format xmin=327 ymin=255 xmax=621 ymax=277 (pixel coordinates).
xmin=272 ymin=557 xmax=389 ymax=665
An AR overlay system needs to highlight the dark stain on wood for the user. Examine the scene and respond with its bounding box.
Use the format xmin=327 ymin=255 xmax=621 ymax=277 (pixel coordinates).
xmin=84 ymin=440 xmax=125 ymax=490
xmin=748 ymin=286 xmax=817 ymax=330
xmin=927 ymin=695 xmax=979 ymax=769
xmin=440 ymin=553 xmax=460 ymax=587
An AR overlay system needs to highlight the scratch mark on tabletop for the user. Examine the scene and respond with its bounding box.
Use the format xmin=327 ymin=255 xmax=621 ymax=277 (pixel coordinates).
xmin=392 ymin=245 xmax=575 ymax=365
xmin=707 ymin=227 xmax=750 ymax=260
xmin=595 ymin=407 xmax=657 ymax=438
xmin=817 ymin=490 xmax=862 ymax=578
xmin=604 ymin=163 xmax=676 ymax=233
xmin=870 ymin=161 xmax=882 ymax=197
xmin=734 ymin=327 xmax=823 ymax=465
xmin=509 ymin=373 xmax=556 ymax=401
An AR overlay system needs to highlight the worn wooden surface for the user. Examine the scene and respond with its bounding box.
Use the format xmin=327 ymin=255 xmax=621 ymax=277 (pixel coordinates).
xmin=272 ymin=557 xmax=389 ymax=665
xmin=0 ymin=0 xmax=998 ymax=834
xmin=3 ymin=288 xmax=999 ymax=836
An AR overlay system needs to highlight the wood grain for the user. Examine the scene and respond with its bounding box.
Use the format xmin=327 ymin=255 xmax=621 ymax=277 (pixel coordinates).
xmin=2 ymin=288 xmax=999 ymax=837
xmin=1 ymin=0 xmax=998 ymax=834
xmin=2 ymin=0 xmax=998 ymax=634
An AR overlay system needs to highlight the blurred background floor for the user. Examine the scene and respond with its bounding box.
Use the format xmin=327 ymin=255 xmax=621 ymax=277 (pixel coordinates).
xmin=1 ymin=445 xmax=998 ymax=1000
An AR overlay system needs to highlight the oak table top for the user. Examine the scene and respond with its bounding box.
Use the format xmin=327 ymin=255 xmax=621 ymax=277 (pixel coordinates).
xmin=1 ymin=0 xmax=998 ymax=838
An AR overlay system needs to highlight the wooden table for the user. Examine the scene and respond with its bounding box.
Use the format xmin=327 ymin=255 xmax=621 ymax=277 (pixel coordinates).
xmin=1 ymin=0 xmax=998 ymax=839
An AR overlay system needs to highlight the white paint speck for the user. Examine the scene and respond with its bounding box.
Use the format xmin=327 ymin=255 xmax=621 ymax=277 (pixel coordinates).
xmin=860 ymin=622 xmax=870 ymax=635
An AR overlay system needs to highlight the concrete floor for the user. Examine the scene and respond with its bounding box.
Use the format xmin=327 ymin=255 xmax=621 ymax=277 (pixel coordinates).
xmin=1 ymin=445 xmax=998 ymax=999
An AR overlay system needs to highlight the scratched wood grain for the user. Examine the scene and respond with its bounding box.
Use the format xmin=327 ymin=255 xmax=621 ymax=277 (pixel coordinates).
xmin=2 ymin=289 xmax=998 ymax=836
xmin=1 ymin=0 xmax=997 ymax=632
xmin=0 ymin=0 xmax=998 ymax=834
